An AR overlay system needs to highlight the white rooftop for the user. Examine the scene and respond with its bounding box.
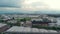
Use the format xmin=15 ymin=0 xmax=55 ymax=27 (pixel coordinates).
xmin=0 ymin=23 xmax=7 ymax=28
xmin=5 ymin=26 xmax=58 ymax=33
xmin=7 ymin=20 xmax=17 ymax=23
xmin=39 ymin=29 xmax=48 ymax=33
xmin=48 ymin=30 xmax=57 ymax=33
xmin=31 ymin=19 xmax=43 ymax=21
xmin=31 ymin=28 xmax=39 ymax=33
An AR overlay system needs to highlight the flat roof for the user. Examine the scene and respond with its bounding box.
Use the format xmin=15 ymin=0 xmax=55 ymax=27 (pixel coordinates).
xmin=5 ymin=26 xmax=58 ymax=33
xmin=5 ymin=26 xmax=31 ymax=33
xmin=0 ymin=23 xmax=7 ymax=28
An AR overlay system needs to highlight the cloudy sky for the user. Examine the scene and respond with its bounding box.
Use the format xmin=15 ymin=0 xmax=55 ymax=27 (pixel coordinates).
xmin=0 ymin=0 xmax=60 ymax=14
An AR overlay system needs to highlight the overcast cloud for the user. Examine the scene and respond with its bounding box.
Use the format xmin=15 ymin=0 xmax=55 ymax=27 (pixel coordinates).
xmin=0 ymin=0 xmax=60 ymax=14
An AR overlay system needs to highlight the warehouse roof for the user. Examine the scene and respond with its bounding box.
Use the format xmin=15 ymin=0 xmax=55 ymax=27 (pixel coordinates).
xmin=5 ymin=26 xmax=58 ymax=33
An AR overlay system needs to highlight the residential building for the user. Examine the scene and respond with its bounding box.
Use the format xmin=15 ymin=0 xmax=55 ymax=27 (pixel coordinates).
xmin=7 ymin=20 xmax=17 ymax=24
xmin=25 ymin=21 xmax=32 ymax=27
xmin=0 ymin=23 xmax=10 ymax=32
xmin=49 ymin=23 xmax=57 ymax=27
xmin=20 ymin=22 xmax=25 ymax=26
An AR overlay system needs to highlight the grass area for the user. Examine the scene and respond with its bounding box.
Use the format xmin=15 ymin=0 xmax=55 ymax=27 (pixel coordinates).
xmin=16 ymin=17 xmax=31 ymax=22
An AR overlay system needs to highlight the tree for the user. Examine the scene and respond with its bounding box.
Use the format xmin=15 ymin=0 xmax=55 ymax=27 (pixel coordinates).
xmin=16 ymin=22 xmax=20 ymax=26
xmin=20 ymin=18 xmax=26 ymax=22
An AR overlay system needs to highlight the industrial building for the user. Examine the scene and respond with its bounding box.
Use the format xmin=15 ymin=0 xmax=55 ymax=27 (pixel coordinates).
xmin=4 ymin=26 xmax=58 ymax=34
